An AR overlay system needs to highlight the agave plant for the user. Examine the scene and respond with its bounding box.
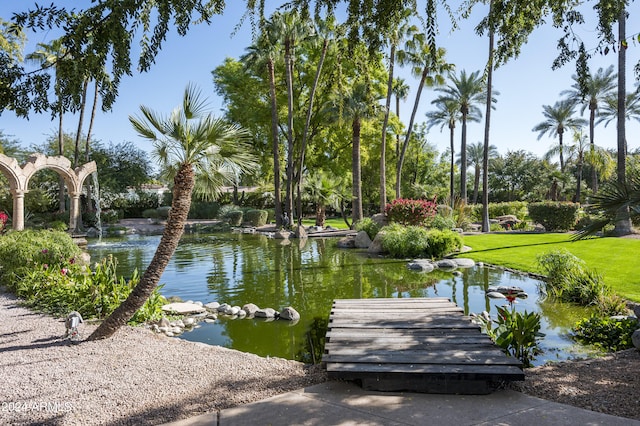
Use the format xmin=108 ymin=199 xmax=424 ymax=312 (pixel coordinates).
xmin=574 ymin=171 xmax=640 ymax=239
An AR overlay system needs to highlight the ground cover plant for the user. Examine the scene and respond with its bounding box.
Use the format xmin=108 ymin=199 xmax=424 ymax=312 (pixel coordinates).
xmin=460 ymin=233 xmax=640 ymax=302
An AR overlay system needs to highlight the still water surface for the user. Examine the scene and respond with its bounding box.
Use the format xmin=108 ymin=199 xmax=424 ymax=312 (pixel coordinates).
xmin=88 ymin=232 xmax=594 ymax=366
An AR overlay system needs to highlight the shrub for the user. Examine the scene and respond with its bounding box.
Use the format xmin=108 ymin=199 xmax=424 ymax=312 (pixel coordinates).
xmin=354 ymin=217 xmax=381 ymax=240
xmin=188 ymin=201 xmax=220 ymax=219
xmin=0 ymin=230 xmax=82 ymax=291
xmin=380 ymin=224 xmax=462 ymax=259
xmin=430 ymin=214 xmax=456 ymax=231
xmin=245 ymin=209 xmax=268 ymax=226
xmin=572 ymin=316 xmax=638 ymax=352
xmin=156 ymin=206 xmax=171 ymax=219
xmin=537 ymin=249 xmax=614 ymax=309
xmin=471 ymin=202 xmax=528 ymax=222
xmin=101 ymin=210 xmax=121 ymax=224
xmin=528 ymin=202 xmax=579 ymax=231
xmin=385 ymin=198 xmax=437 ymax=226
xmin=142 ymin=208 xmax=159 ymax=219
xmin=48 ymin=220 xmax=68 ymax=232
xmin=218 ymin=204 xmax=242 ymax=219
xmin=227 ymin=211 xmax=243 ymax=226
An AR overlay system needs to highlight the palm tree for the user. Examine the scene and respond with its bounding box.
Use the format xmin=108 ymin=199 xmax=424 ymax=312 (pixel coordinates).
xmin=241 ymin=24 xmax=283 ymax=228
xmin=88 ymin=84 xmax=257 ymax=340
xmin=26 ymin=38 xmax=67 ymax=212
xmin=435 ymin=70 xmax=488 ymax=203
xmin=532 ymin=98 xmax=586 ymax=173
xmin=463 ymin=141 xmax=497 ymax=204
xmin=380 ymin=10 xmax=417 ymax=213
xmin=270 ymin=11 xmax=311 ymax=222
xmin=304 ymin=171 xmax=344 ymax=227
xmin=562 ymin=65 xmax=617 ymax=191
xmin=596 ymin=90 xmax=640 ymax=154
xmin=544 ymin=131 xmax=588 ymax=202
xmin=395 ymin=35 xmax=452 ymax=198
xmin=426 ymin=98 xmax=461 ymax=205
xmin=392 ymin=77 xmax=410 ymax=161
xmin=340 ymin=81 xmax=380 ymax=224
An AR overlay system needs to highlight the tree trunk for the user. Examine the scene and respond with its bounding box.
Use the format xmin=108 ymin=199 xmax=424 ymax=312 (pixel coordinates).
xmin=472 ymin=164 xmax=480 ymax=204
xmin=315 ymin=203 xmax=326 ymax=227
xmin=88 ymin=163 xmax=195 ymax=340
xmin=73 ymin=79 xmax=89 ymax=168
xmin=284 ymin=38 xmax=295 ymax=221
xmin=297 ymin=38 xmax=328 ymax=225
xmin=589 ymin=105 xmax=598 ymax=192
xmin=268 ymin=58 xmax=283 ymax=228
xmin=558 ymin=130 xmax=565 ymax=173
xmin=58 ymin=110 xmax=65 ymax=212
xmin=396 ymin=66 xmax=428 ymax=199
xmin=614 ymin=5 xmax=632 ymax=236
xmin=380 ymin=44 xmax=395 ymax=212
xmin=460 ymin=109 xmax=468 ymax=204
xmin=575 ymin=156 xmax=583 ymax=203
xmin=84 ymin=79 xmax=99 ymax=213
xmin=449 ymin=124 xmax=455 ymax=207
xmin=352 ymin=117 xmax=363 ymax=224
xmin=482 ymin=0 xmax=495 ymax=233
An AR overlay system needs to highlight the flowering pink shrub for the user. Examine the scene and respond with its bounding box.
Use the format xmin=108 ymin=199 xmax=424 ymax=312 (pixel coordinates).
xmin=0 ymin=211 xmax=8 ymax=234
xmin=384 ymin=198 xmax=438 ymax=226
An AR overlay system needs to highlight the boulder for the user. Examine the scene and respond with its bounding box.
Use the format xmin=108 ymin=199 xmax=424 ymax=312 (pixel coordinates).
xmin=486 ymin=291 xmax=506 ymax=299
xmin=157 ymin=317 xmax=170 ymax=328
xmin=337 ymin=236 xmax=356 ymax=249
xmin=279 ymin=307 xmax=301 ymax=321
xmin=242 ymin=303 xmax=260 ymax=316
xmin=293 ymin=225 xmax=308 ymax=239
xmin=204 ymin=302 xmax=220 ymax=311
xmin=367 ymin=231 xmax=386 ymax=254
xmin=632 ymin=329 xmax=640 ymax=350
xmin=407 ymin=260 xmax=435 ymax=273
xmin=217 ymin=303 xmax=231 ymax=313
xmin=274 ymin=230 xmax=291 ymax=240
xmin=453 ymin=258 xmax=475 ymax=268
xmin=161 ymin=302 xmax=206 ymax=315
xmin=371 ymin=213 xmax=388 ymax=228
xmin=255 ymin=308 xmax=278 ymax=318
xmin=435 ymin=259 xmax=458 ymax=270
xmin=354 ymin=230 xmax=372 ymax=249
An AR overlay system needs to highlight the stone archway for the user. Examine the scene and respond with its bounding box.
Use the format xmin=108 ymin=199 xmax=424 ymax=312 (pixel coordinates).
xmin=0 ymin=153 xmax=97 ymax=232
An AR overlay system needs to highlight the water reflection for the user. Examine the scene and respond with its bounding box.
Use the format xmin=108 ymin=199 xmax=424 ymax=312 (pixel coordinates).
xmin=88 ymin=232 xmax=594 ymax=366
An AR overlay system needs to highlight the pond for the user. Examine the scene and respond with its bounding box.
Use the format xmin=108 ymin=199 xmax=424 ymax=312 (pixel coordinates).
xmin=88 ymin=232 xmax=596 ymax=366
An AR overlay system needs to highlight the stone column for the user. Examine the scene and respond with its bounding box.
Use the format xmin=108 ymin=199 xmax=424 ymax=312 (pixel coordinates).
xmin=11 ymin=189 xmax=25 ymax=231
xmin=69 ymin=192 xmax=81 ymax=234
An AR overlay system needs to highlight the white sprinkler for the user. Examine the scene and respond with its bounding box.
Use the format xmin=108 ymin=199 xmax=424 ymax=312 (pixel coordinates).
xmin=65 ymin=311 xmax=83 ymax=342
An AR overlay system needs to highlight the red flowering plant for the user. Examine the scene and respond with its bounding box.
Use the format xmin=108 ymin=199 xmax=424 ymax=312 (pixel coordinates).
xmin=384 ymin=198 xmax=438 ymax=227
xmin=0 ymin=211 xmax=8 ymax=234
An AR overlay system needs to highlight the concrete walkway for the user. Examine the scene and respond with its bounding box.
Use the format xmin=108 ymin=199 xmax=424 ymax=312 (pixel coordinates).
xmin=164 ymin=381 xmax=639 ymax=426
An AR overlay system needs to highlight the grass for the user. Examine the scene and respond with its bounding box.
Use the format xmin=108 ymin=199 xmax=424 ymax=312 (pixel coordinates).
xmin=301 ymin=217 xmax=350 ymax=230
xmin=461 ymin=233 xmax=640 ymax=303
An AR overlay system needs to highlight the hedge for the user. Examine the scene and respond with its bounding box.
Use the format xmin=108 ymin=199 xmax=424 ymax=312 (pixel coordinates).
xmin=528 ymin=202 xmax=579 ymax=231
xmin=245 ymin=209 xmax=268 ymax=227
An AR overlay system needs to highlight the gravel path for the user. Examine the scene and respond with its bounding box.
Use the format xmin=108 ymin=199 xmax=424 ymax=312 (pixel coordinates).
xmin=0 ymin=291 xmax=326 ymax=426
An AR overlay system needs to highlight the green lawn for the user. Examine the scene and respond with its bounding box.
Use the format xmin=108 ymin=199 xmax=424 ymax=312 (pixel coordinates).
xmin=302 ymin=217 xmax=350 ymax=230
xmin=461 ymin=233 xmax=640 ymax=302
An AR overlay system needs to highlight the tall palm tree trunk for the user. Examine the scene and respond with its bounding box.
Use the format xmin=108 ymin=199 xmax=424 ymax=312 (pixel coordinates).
xmin=558 ymin=131 xmax=565 ymax=172
xmin=589 ymin=106 xmax=598 ymax=192
xmin=57 ymin=110 xmax=65 ymax=212
xmin=396 ymin=66 xmax=428 ymax=198
xmin=449 ymin=125 xmax=455 ymax=207
xmin=89 ymin=164 xmax=195 ymax=340
xmin=482 ymin=1 xmax=495 ymax=233
xmin=84 ymin=80 xmax=99 ymax=213
xmin=296 ymin=38 xmax=328 ymax=225
xmin=73 ymin=79 xmax=89 ymax=168
xmin=352 ymin=117 xmax=363 ymax=224
xmin=460 ymin=110 xmax=468 ymax=203
xmin=614 ymin=4 xmax=632 ymax=235
xmin=268 ymin=59 xmax=283 ymax=228
xmin=284 ymin=39 xmax=295 ymax=221
xmin=380 ymin=44 xmax=395 ymax=212
xmin=472 ymin=164 xmax=480 ymax=204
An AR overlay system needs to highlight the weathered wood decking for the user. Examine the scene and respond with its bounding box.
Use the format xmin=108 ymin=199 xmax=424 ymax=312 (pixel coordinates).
xmin=322 ymin=298 xmax=524 ymax=394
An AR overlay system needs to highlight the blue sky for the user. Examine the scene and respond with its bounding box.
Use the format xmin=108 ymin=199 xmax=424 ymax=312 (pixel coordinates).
xmin=1 ymin=1 xmax=639 ymax=165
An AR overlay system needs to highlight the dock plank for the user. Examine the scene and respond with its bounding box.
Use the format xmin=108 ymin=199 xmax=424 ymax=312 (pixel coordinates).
xmin=322 ymin=297 xmax=524 ymax=394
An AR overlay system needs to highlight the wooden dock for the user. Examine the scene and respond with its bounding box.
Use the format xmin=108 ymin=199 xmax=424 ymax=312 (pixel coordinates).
xmin=322 ymin=298 xmax=524 ymax=394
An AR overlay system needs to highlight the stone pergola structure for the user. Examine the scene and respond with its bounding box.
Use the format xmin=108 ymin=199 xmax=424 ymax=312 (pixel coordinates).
xmin=0 ymin=153 xmax=97 ymax=232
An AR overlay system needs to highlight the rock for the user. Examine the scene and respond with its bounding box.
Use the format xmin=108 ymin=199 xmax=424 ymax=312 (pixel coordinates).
xmin=354 ymin=230 xmax=372 ymax=249
xmin=158 ymin=326 xmax=169 ymax=333
xmin=236 ymin=309 xmax=247 ymax=318
xmin=170 ymin=320 xmax=185 ymax=328
xmin=158 ymin=317 xmax=170 ymax=328
xmin=229 ymin=306 xmax=240 ymax=315
xmin=487 ymin=291 xmax=507 ymax=299
xmin=371 ymin=213 xmax=387 ymax=228
xmin=632 ymin=329 xmax=640 ymax=350
xmin=217 ymin=303 xmax=231 ymax=313
xmin=337 ymin=236 xmax=356 ymax=248
xmin=487 ymin=286 xmax=498 ymax=293
xmin=477 ymin=262 xmax=484 ymax=267
xmin=255 ymin=308 xmax=277 ymax=318
xmin=435 ymin=259 xmax=458 ymax=270
xmin=165 ymin=331 xmax=175 ymax=337
xmin=205 ymin=313 xmax=217 ymax=320
xmin=242 ymin=303 xmax=260 ymax=316
xmin=453 ymin=258 xmax=475 ymax=268
xmin=183 ymin=317 xmax=196 ymax=326
xmin=633 ymin=304 xmax=640 ymax=319
xmin=497 ymin=285 xmax=525 ymax=295
xmin=407 ymin=260 xmax=435 ymax=273
xmin=274 ymin=230 xmax=291 ymax=239
xmin=204 ymin=318 xmax=216 ymax=323
xmin=161 ymin=302 xmax=206 ymax=315
xmin=367 ymin=231 xmax=386 ymax=254
xmin=193 ymin=301 xmax=203 ymax=307
xmin=293 ymin=225 xmax=308 ymax=239
xmin=204 ymin=302 xmax=220 ymax=311
xmin=452 ymin=271 xmax=462 ymax=277
xmin=279 ymin=307 xmax=300 ymax=321
xmin=170 ymin=326 xmax=183 ymax=334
